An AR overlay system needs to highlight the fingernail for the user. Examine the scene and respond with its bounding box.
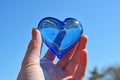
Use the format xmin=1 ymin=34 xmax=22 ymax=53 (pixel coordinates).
xmin=32 ymin=28 xmax=41 ymax=41
xmin=32 ymin=28 xmax=37 ymax=40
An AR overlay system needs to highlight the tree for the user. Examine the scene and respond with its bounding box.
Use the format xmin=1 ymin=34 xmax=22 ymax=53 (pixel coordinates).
xmin=89 ymin=67 xmax=104 ymax=80
xmin=89 ymin=66 xmax=120 ymax=80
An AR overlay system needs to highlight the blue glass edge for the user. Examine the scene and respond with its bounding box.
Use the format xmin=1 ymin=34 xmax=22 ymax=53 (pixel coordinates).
xmin=37 ymin=17 xmax=83 ymax=59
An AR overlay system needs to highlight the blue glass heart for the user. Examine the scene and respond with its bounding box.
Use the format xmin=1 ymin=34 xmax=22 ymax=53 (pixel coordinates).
xmin=38 ymin=17 xmax=83 ymax=59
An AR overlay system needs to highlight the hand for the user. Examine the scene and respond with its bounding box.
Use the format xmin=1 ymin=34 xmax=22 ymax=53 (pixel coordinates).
xmin=17 ymin=28 xmax=88 ymax=80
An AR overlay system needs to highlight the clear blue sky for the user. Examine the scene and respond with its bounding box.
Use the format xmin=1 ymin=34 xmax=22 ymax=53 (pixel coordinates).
xmin=0 ymin=0 xmax=120 ymax=80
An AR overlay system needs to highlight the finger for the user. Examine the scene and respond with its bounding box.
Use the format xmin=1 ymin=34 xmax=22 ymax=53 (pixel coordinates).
xmin=73 ymin=50 xmax=88 ymax=80
xmin=65 ymin=35 xmax=88 ymax=75
xmin=43 ymin=49 xmax=56 ymax=62
xmin=78 ymin=35 xmax=88 ymax=50
xmin=64 ymin=48 xmax=82 ymax=76
xmin=22 ymin=28 xmax=42 ymax=68
xmin=56 ymin=42 xmax=79 ymax=68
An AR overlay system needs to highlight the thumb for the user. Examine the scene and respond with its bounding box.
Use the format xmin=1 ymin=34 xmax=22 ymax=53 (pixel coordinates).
xmin=22 ymin=28 xmax=42 ymax=68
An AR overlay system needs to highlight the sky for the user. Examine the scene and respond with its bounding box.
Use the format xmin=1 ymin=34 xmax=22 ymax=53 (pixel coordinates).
xmin=0 ymin=0 xmax=120 ymax=80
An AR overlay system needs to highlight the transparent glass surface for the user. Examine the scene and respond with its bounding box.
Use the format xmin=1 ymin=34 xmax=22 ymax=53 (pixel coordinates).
xmin=38 ymin=17 xmax=83 ymax=59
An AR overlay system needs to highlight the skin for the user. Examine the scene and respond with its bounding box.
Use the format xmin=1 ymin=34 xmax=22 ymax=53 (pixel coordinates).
xmin=17 ymin=28 xmax=88 ymax=80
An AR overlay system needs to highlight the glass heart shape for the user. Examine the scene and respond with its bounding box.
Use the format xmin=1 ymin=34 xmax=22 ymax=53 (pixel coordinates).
xmin=38 ymin=17 xmax=83 ymax=59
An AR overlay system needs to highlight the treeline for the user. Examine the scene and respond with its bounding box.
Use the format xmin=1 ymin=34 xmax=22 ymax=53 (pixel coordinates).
xmin=89 ymin=65 xmax=120 ymax=80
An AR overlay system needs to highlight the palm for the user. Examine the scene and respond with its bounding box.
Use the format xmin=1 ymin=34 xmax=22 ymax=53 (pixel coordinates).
xmin=41 ymin=59 xmax=71 ymax=80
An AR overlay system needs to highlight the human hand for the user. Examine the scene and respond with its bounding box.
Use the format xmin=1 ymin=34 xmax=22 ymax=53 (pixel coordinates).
xmin=17 ymin=28 xmax=88 ymax=80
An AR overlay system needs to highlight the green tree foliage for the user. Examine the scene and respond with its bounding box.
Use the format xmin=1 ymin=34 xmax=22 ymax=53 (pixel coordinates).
xmin=89 ymin=66 xmax=120 ymax=80
xmin=89 ymin=67 xmax=104 ymax=80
